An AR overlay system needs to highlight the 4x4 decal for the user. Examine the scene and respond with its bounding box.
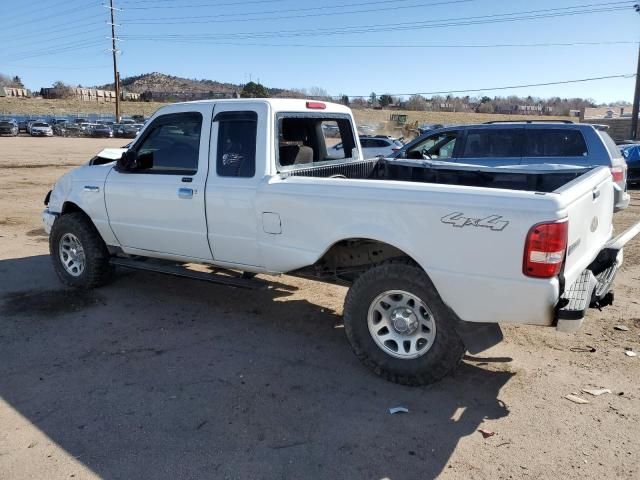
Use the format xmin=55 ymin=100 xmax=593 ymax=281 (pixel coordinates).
xmin=441 ymin=212 xmax=509 ymax=231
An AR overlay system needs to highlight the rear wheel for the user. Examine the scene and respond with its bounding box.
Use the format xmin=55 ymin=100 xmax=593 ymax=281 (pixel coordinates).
xmin=343 ymin=262 xmax=465 ymax=385
xmin=49 ymin=212 xmax=113 ymax=289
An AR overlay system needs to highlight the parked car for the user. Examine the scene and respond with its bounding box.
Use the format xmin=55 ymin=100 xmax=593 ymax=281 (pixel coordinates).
xmin=330 ymin=135 xmax=403 ymax=158
xmin=26 ymin=119 xmax=46 ymax=134
xmin=18 ymin=119 xmax=29 ymax=132
xmin=388 ymin=121 xmax=630 ymax=211
xmin=357 ymin=124 xmax=376 ymax=135
xmin=29 ymin=122 xmax=53 ymax=137
xmin=621 ymin=144 xmax=640 ymax=185
xmin=119 ymin=123 xmax=143 ymax=138
xmin=0 ymin=119 xmax=19 ymax=136
xmin=50 ymin=118 xmax=69 ymax=126
xmin=90 ymin=124 xmax=113 ymax=138
xmin=417 ymin=123 xmax=445 ymax=135
xmin=72 ymin=118 xmax=88 ymax=125
xmin=42 ymin=99 xmax=640 ymax=386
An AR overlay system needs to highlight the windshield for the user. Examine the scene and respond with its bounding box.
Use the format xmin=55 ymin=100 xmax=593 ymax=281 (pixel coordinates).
xmin=33 ymin=122 xmax=49 ymax=127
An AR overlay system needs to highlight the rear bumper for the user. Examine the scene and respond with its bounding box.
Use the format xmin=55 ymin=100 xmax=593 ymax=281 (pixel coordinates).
xmin=556 ymin=220 xmax=640 ymax=331
xmin=614 ymin=187 xmax=630 ymax=212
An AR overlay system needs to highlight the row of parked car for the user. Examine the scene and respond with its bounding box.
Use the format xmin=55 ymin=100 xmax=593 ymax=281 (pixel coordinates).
xmin=0 ymin=117 xmax=145 ymax=138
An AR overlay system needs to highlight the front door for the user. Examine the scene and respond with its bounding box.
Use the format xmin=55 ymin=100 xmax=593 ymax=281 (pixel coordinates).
xmin=105 ymin=106 xmax=214 ymax=260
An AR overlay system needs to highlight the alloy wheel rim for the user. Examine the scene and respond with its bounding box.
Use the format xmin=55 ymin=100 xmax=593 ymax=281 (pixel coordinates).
xmin=367 ymin=289 xmax=436 ymax=359
xmin=59 ymin=233 xmax=86 ymax=277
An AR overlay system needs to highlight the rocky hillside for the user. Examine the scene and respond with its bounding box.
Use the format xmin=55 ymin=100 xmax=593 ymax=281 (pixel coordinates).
xmin=97 ymin=72 xmax=240 ymax=95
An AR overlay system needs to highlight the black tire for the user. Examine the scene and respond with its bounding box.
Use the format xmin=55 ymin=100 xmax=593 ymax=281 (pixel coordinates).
xmin=343 ymin=261 xmax=465 ymax=386
xmin=49 ymin=212 xmax=113 ymax=289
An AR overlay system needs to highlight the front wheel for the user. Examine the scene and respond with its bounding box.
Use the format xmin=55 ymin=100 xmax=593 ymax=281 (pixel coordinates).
xmin=343 ymin=262 xmax=465 ymax=385
xmin=49 ymin=212 xmax=113 ymax=289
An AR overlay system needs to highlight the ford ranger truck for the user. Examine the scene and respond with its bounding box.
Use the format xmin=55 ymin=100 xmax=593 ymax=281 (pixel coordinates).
xmin=42 ymin=99 xmax=640 ymax=385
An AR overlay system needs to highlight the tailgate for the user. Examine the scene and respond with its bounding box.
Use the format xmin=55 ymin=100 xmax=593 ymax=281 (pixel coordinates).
xmin=557 ymin=167 xmax=614 ymax=288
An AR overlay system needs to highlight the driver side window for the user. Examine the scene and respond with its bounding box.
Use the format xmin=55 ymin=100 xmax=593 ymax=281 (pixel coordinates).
xmin=134 ymin=112 xmax=202 ymax=175
xmin=408 ymin=132 xmax=458 ymax=159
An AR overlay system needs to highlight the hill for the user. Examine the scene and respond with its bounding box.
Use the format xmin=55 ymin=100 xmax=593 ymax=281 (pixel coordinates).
xmin=96 ymin=72 xmax=241 ymax=95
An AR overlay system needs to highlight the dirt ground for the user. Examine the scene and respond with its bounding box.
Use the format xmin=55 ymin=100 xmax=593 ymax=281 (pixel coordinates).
xmin=0 ymin=136 xmax=639 ymax=480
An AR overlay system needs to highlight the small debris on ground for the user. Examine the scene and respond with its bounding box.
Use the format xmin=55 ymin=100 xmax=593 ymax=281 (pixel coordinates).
xmin=614 ymin=325 xmax=630 ymax=331
xmin=388 ymin=406 xmax=409 ymax=414
xmin=478 ymin=428 xmax=496 ymax=438
xmin=581 ymin=388 xmax=611 ymax=396
xmin=624 ymin=349 xmax=637 ymax=357
xmin=570 ymin=346 xmax=596 ymax=353
xmin=564 ymin=394 xmax=590 ymax=404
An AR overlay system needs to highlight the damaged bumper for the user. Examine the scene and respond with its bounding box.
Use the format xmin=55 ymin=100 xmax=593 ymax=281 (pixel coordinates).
xmin=556 ymin=220 xmax=640 ymax=332
xmin=42 ymin=208 xmax=57 ymax=235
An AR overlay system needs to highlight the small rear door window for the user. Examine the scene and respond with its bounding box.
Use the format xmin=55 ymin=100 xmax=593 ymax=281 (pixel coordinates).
xmin=525 ymin=129 xmax=588 ymax=157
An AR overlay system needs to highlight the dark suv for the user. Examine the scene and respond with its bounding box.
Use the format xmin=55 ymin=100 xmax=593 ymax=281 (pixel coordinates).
xmin=389 ymin=121 xmax=629 ymax=211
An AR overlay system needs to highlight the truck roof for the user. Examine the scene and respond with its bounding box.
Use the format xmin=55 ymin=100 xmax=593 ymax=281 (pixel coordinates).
xmin=166 ymin=98 xmax=353 ymax=115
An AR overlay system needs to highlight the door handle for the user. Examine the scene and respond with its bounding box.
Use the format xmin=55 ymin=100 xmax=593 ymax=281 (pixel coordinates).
xmin=178 ymin=187 xmax=193 ymax=199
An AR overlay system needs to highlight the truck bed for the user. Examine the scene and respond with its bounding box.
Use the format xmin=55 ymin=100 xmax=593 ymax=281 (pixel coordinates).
xmin=281 ymin=158 xmax=593 ymax=193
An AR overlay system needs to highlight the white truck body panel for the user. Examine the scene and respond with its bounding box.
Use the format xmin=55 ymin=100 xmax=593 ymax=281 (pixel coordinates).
xmin=44 ymin=99 xmax=624 ymax=330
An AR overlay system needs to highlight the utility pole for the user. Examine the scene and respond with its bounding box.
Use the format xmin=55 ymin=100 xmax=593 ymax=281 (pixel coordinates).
xmin=107 ymin=0 xmax=121 ymax=122
xmin=631 ymin=4 xmax=640 ymax=139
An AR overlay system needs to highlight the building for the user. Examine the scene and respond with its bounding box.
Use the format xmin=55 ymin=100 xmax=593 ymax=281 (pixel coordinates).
xmin=1 ymin=87 xmax=29 ymax=97
xmin=40 ymin=87 xmax=117 ymax=102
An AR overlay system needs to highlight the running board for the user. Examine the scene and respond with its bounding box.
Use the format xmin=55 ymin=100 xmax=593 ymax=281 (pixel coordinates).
xmin=109 ymin=257 xmax=265 ymax=290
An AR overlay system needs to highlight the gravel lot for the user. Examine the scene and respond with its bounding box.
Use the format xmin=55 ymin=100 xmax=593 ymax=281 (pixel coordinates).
xmin=1 ymin=136 xmax=639 ymax=480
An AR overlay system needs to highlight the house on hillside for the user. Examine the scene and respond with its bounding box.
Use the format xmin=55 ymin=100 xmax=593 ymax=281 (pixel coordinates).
xmin=1 ymin=87 xmax=30 ymax=97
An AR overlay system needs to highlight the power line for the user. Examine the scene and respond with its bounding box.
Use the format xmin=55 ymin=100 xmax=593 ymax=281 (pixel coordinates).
xmin=0 ymin=5 xmax=102 ymax=33
xmin=120 ymin=0 xmax=288 ymax=8
xmin=121 ymin=3 xmax=631 ymax=36
xmin=335 ymin=73 xmax=636 ymax=98
xmin=126 ymin=39 xmax=637 ymax=49
xmin=123 ymin=0 xmax=631 ymax=24
xmin=124 ymin=0 xmax=472 ymax=20
xmin=0 ymin=0 xmax=100 ymax=25
xmin=0 ymin=40 xmax=106 ymax=63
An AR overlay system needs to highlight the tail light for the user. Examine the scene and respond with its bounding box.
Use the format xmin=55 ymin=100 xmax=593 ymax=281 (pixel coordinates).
xmin=610 ymin=165 xmax=626 ymax=184
xmin=523 ymin=220 xmax=568 ymax=278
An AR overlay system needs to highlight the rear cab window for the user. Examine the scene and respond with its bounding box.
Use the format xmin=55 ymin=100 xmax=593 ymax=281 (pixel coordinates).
xmin=276 ymin=113 xmax=357 ymax=169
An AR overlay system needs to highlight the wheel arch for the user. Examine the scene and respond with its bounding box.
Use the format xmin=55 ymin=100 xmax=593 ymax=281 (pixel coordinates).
xmin=306 ymin=237 xmax=423 ymax=282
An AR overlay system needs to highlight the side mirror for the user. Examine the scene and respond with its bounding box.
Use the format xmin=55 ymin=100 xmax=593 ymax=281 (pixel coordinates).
xmin=116 ymin=150 xmax=137 ymax=172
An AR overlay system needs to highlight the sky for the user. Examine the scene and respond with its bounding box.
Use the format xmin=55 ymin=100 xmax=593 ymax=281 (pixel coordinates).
xmin=0 ymin=0 xmax=638 ymax=103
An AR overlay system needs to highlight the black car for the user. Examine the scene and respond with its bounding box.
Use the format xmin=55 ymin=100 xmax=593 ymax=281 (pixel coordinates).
xmin=0 ymin=120 xmax=19 ymax=136
xmin=91 ymin=124 xmax=113 ymax=138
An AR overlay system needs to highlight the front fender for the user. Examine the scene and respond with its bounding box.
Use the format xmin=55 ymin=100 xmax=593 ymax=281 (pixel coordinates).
xmin=48 ymin=164 xmax=120 ymax=246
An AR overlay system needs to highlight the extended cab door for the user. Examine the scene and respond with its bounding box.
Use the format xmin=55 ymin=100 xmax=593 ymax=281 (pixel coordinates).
xmin=104 ymin=105 xmax=214 ymax=260
xmin=205 ymin=102 xmax=268 ymax=267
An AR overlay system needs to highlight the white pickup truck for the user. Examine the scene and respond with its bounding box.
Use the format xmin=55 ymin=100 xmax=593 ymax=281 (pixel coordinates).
xmin=42 ymin=99 xmax=640 ymax=385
